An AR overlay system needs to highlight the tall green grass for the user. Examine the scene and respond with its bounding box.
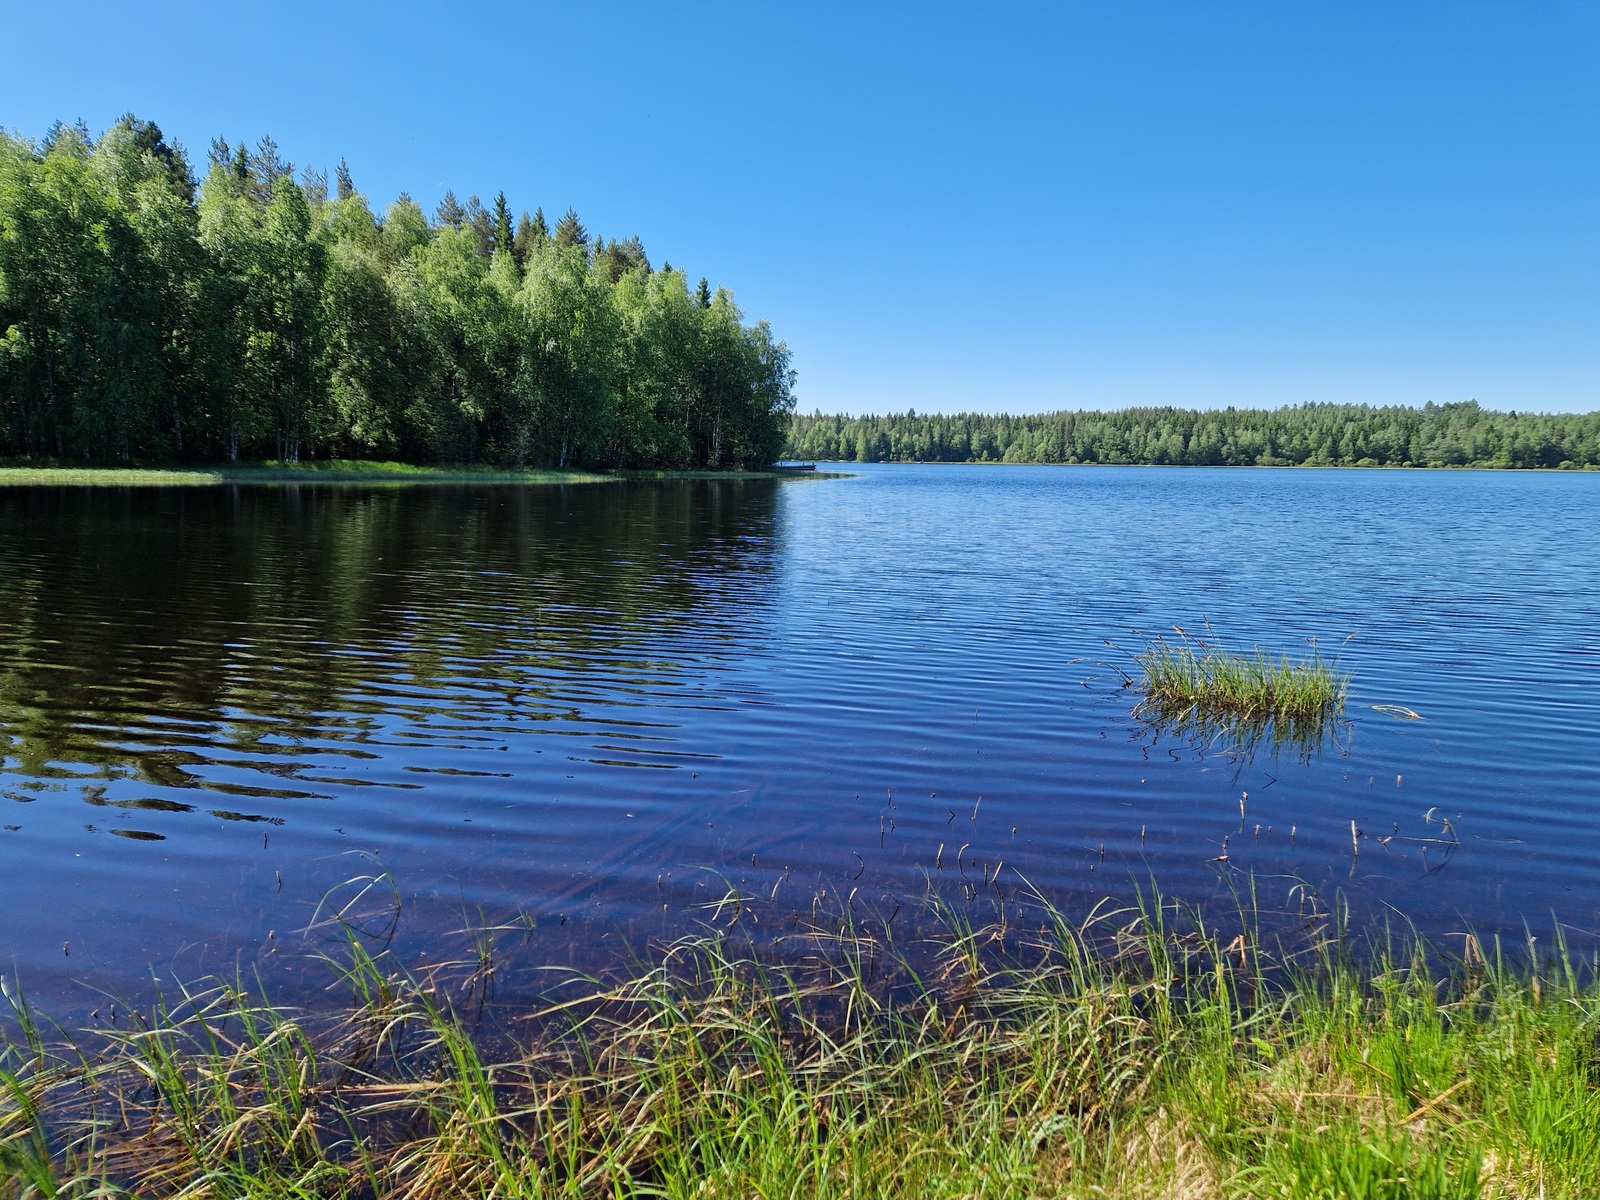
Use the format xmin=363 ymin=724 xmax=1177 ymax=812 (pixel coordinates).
xmin=3 ymin=898 xmax=1597 ymax=1197
xmin=1135 ymin=627 xmax=1350 ymax=731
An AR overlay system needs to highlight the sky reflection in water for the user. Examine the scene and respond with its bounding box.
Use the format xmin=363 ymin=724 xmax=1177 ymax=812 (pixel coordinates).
xmin=1 ymin=466 xmax=1598 ymax=1010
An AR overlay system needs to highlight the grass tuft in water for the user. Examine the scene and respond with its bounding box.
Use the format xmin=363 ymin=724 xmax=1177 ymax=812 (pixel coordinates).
xmin=1135 ymin=626 xmax=1350 ymax=732
xmin=4 ymin=898 xmax=1600 ymax=1197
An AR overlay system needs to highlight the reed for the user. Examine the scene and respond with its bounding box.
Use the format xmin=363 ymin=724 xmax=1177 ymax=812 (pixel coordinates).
xmin=1134 ymin=627 xmax=1350 ymax=729
xmin=3 ymin=898 xmax=1597 ymax=1198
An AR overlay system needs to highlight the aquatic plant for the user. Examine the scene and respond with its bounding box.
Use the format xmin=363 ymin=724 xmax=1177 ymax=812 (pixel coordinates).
xmin=1133 ymin=627 xmax=1350 ymax=736
xmin=4 ymin=894 xmax=1599 ymax=1197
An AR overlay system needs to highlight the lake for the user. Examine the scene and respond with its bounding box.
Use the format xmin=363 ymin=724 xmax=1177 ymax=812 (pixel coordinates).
xmin=2 ymin=464 xmax=1598 ymax=1011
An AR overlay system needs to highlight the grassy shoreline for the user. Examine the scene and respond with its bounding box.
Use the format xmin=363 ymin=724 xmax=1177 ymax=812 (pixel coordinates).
xmin=0 ymin=461 xmax=840 ymax=488
xmin=4 ymin=896 xmax=1597 ymax=1197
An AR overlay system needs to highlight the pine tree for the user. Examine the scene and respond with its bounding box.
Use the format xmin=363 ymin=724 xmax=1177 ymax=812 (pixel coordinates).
xmin=301 ymin=166 xmax=329 ymax=207
xmin=697 ymin=277 xmax=711 ymax=308
xmin=531 ymin=206 xmax=549 ymax=241
xmin=249 ymin=135 xmax=293 ymax=201
xmin=336 ymin=157 xmax=355 ymax=200
xmin=435 ymin=188 xmax=466 ymax=228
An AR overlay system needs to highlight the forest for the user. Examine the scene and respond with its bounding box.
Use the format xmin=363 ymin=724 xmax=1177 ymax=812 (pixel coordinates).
xmin=786 ymin=402 xmax=1600 ymax=468
xmin=0 ymin=117 xmax=794 ymax=469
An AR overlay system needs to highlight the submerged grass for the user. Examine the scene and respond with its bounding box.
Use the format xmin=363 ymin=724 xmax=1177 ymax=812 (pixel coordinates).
xmin=1135 ymin=627 xmax=1350 ymax=731
xmin=5 ymin=895 xmax=1600 ymax=1198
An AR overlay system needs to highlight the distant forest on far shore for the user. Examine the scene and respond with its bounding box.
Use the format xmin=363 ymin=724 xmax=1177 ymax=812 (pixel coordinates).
xmin=0 ymin=116 xmax=794 ymax=470
xmin=786 ymin=402 xmax=1600 ymax=469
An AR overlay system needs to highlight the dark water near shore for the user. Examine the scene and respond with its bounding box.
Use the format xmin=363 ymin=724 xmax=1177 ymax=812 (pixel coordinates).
xmin=2 ymin=465 xmax=1598 ymax=1010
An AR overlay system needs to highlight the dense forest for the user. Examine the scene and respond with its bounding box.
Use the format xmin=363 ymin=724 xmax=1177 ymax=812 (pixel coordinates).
xmin=788 ymin=402 xmax=1600 ymax=468
xmin=0 ymin=117 xmax=794 ymax=469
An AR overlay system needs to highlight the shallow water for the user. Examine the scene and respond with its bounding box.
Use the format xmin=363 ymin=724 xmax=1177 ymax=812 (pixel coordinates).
xmin=2 ymin=466 xmax=1598 ymax=1009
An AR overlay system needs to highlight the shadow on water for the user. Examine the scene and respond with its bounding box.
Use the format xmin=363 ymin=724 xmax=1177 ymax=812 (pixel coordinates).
xmin=0 ymin=480 xmax=781 ymax=811
xmin=1132 ymin=695 xmax=1353 ymax=768
xmin=0 ymin=480 xmax=785 ymax=1006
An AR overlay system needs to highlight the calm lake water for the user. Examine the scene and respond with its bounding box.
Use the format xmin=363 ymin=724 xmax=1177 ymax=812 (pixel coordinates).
xmin=2 ymin=465 xmax=1598 ymax=1009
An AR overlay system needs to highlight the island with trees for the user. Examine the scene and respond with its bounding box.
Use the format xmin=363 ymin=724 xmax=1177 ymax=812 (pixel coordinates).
xmin=0 ymin=117 xmax=795 ymax=472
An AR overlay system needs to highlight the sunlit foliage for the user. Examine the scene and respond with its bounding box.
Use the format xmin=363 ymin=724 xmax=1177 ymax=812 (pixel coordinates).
xmin=0 ymin=118 xmax=794 ymax=468
xmin=789 ymin=402 xmax=1600 ymax=468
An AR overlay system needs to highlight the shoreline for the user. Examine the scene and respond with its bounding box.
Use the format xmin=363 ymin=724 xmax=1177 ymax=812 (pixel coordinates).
xmin=801 ymin=457 xmax=1600 ymax=472
xmin=5 ymin=459 xmax=1595 ymax=487
xmin=0 ymin=462 xmax=848 ymax=487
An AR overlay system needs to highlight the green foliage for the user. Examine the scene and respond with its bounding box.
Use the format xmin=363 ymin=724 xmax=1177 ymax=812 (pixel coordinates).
xmin=513 ymin=207 xmax=549 ymax=271
xmin=0 ymin=117 xmax=793 ymax=470
xmin=788 ymin=402 xmax=1600 ymax=469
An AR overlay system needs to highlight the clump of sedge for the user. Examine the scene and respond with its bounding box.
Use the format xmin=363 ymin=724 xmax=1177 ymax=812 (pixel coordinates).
xmin=1134 ymin=626 xmax=1349 ymax=727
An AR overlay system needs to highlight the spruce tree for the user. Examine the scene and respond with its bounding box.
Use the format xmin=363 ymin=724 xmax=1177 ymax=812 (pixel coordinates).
xmin=492 ymin=192 xmax=514 ymax=259
xmin=114 ymin=114 xmax=194 ymax=200
xmin=697 ymin=277 xmax=712 ymax=308
xmin=336 ymin=157 xmax=355 ymax=200
xmin=554 ymin=207 xmax=588 ymax=250
xmin=614 ymin=235 xmax=649 ymax=275
xmin=513 ymin=211 xmax=538 ymax=267
xmin=467 ymin=195 xmax=493 ymax=258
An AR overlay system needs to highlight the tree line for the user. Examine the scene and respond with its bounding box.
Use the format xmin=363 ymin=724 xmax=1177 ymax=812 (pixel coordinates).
xmin=0 ymin=116 xmax=795 ymax=469
xmin=788 ymin=402 xmax=1600 ymax=469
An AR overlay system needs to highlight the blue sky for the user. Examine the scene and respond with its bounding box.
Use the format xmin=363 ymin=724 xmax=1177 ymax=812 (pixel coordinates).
xmin=3 ymin=2 xmax=1596 ymax=415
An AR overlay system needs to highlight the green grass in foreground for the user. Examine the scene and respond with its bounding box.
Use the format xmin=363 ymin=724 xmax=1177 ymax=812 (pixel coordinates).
xmin=1135 ymin=628 xmax=1351 ymax=730
xmin=4 ymin=895 xmax=1598 ymax=1198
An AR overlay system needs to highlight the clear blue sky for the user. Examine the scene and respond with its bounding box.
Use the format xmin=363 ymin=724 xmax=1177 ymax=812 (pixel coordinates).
xmin=3 ymin=2 xmax=1596 ymax=415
